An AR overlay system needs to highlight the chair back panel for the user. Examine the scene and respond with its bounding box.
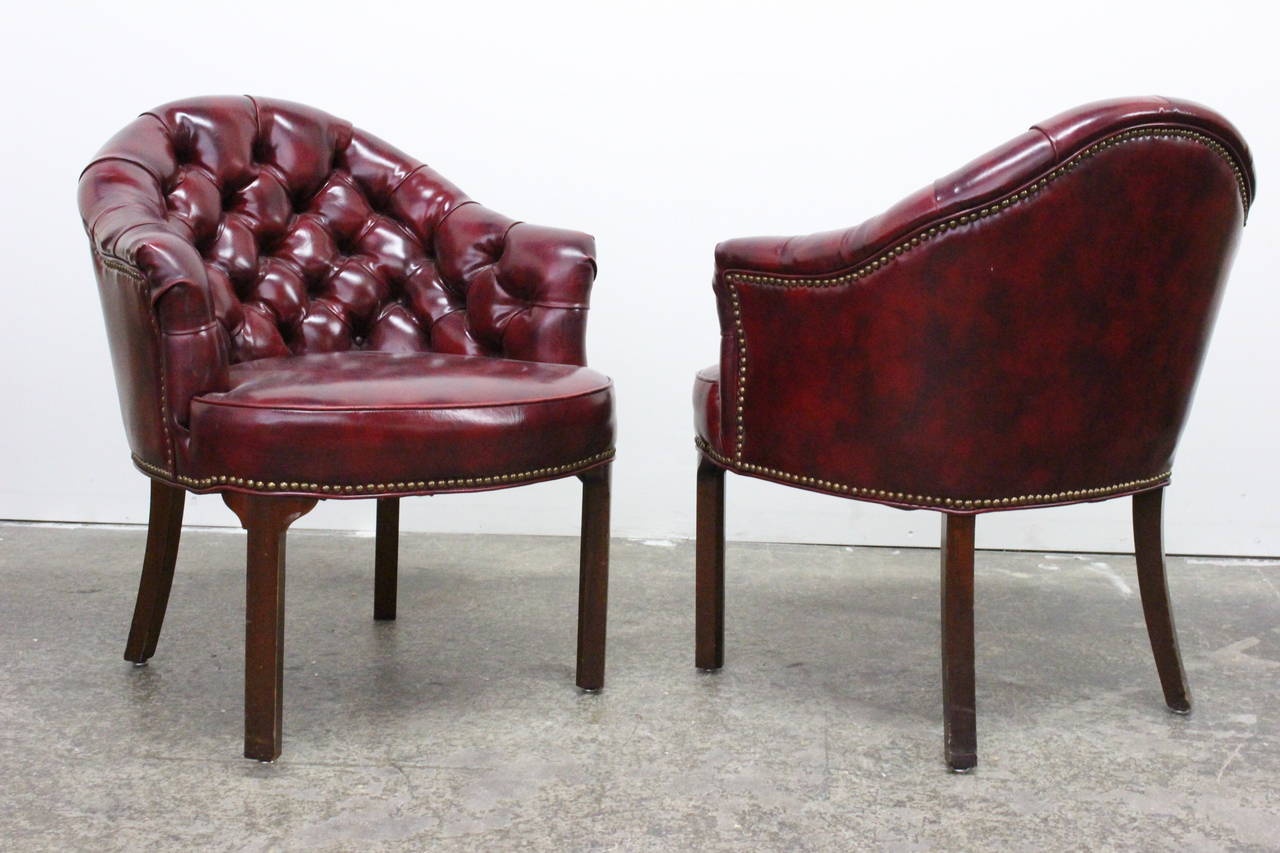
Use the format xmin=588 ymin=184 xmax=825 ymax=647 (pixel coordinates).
xmin=731 ymin=121 xmax=1252 ymax=507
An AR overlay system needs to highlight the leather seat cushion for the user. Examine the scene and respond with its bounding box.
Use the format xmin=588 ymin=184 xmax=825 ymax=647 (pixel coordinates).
xmin=184 ymin=351 xmax=614 ymax=494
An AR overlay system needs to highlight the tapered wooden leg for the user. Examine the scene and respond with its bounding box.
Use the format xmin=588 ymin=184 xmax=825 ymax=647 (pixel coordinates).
xmin=695 ymin=456 xmax=726 ymax=671
xmin=374 ymin=497 xmax=399 ymax=621
xmin=222 ymin=493 xmax=317 ymax=762
xmin=124 ymin=480 xmax=186 ymax=664
xmin=576 ymin=464 xmax=611 ymax=691
xmin=941 ymin=513 xmax=977 ymax=772
xmin=1133 ymin=488 xmax=1191 ymax=714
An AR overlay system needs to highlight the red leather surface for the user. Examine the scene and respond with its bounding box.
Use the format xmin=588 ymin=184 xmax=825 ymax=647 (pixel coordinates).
xmin=80 ymin=97 xmax=610 ymax=495
xmin=713 ymin=97 xmax=1253 ymax=276
xmin=185 ymin=352 xmax=614 ymax=496
xmin=697 ymin=97 xmax=1254 ymax=513
xmin=692 ymin=365 xmax=722 ymax=452
xmin=93 ymin=256 xmax=173 ymax=470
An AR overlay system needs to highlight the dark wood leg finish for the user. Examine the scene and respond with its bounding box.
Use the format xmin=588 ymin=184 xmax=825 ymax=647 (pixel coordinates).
xmin=222 ymin=493 xmax=317 ymax=762
xmin=695 ymin=456 xmax=726 ymax=671
xmin=1133 ymin=488 xmax=1192 ymax=714
xmin=374 ymin=497 xmax=399 ymax=621
xmin=941 ymin=513 xmax=977 ymax=773
xmin=123 ymin=480 xmax=186 ymax=664
xmin=576 ymin=464 xmax=611 ymax=691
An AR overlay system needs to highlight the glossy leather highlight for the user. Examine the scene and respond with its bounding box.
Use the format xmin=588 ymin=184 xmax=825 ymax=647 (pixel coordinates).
xmin=185 ymin=352 xmax=614 ymax=495
xmin=696 ymin=97 xmax=1254 ymax=512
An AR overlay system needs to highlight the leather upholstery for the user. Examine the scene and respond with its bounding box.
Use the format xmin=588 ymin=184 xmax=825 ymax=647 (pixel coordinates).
xmin=81 ymin=96 xmax=612 ymax=495
xmin=692 ymin=365 xmax=722 ymax=454
xmin=184 ymin=352 xmax=614 ymax=496
xmin=696 ymin=97 xmax=1254 ymax=513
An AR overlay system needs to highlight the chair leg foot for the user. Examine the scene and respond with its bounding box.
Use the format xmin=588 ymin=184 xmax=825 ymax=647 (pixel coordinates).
xmin=695 ymin=455 xmax=726 ymax=671
xmin=223 ymin=493 xmax=316 ymax=762
xmin=941 ymin=513 xmax=978 ymax=772
xmin=123 ymin=480 xmax=185 ymax=664
xmin=1133 ymin=488 xmax=1192 ymax=714
xmin=374 ymin=498 xmax=399 ymax=621
xmin=576 ymin=464 xmax=611 ymax=692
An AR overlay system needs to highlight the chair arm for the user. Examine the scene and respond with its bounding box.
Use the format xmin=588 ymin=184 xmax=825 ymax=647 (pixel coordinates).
xmin=715 ymin=127 xmax=1060 ymax=278
xmin=435 ymin=202 xmax=598 ymax=366
xmin=79 ymin=157 xmax=229 ymax=465
xmin=714 ymin=96 xmax=1254 ymax=284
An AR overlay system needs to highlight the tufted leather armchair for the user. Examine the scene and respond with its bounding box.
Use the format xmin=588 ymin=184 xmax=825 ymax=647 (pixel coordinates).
xmin=79 ymin=96 xmax=615 ymax=760
xmin=692 ymin=97 xmax=1255 ymax=771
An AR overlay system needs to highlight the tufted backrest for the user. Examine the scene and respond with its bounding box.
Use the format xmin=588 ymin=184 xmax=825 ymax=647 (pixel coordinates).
xmin=80 ymin=96 xmax=596 ymax=472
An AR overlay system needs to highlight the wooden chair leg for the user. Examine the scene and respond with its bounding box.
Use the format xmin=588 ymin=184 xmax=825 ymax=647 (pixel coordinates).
xmin=124 ymin=480 xmax=186 ymax=664
xmin=223 ymin=493 xmax=317 ymax=762
xmin=374 ymin=497 xmax=399 ymax=621
xmin=576 ymin=463 xmax=611 ymax=691
xmin=941 ymin=513 xmax=977 ymax=773
xmin=695 ymin=455 xmax=726 ymax=671
xmin=1133 ymin=488 xmax=1192 ymax=713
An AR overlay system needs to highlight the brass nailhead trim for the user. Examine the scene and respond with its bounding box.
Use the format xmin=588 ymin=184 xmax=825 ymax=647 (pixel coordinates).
xmin=146 ymin=306 xmax=175 ymax=471
xmin=695 ymin=436 xmax=1168 ymax=510
xmin=99 ymin=256 xmax=144 ymax=280
xmin=100 ymin=256 xmax=176 ymax=470
xmin=718 ymin=128 xmax=1239 ymax=501
xmin=729 ymin=284 xmax=746 ymax=461
xmin=132 ymin=448 xmax=615 ymax=495
xmin=133 ymin=455 xmax=175 ymax=480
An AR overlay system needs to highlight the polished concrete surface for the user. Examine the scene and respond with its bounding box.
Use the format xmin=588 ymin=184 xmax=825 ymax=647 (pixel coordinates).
xmin=2 ymin=522 xmax=1279 ymax=851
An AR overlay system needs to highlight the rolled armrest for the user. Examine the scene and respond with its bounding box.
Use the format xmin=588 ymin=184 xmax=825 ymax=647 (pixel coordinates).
xmin=714 ymin=96 xmax=1254 ymax=285
xmin=434 ymin=202 xmax=597 ymax=366
xmin=715 ymin=130 xmax=1057 ymax=280
xmin=80 ymin=156 xmax=229 ymax=465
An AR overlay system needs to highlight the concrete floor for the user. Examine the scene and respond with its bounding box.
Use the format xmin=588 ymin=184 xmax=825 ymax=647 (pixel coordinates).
xmin=1 ymin=524 xmax=1279 ymax=851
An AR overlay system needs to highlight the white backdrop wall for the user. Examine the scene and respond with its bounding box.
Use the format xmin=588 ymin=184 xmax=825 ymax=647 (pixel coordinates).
xmin=2 ymin=0 xmax=1276 ymax=555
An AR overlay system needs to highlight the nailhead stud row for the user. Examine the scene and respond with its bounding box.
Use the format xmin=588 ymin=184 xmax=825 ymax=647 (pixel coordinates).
xmin=728 ymin=285 xmax=746 ymax=462
xmin=133 ymin=448 xmax=615 ymax=495
xmin=100 ymin=256 xmax=144 ymax=280
xmin=696 ymin=437 xmax=1168 ymax=511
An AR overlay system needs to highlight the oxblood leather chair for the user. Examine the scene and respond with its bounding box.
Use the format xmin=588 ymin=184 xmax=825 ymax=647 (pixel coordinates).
xmin=692 ymin=98 xmax=1254 ymax=772
xmin=79 ymin=96 xmax=615 ymax=761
